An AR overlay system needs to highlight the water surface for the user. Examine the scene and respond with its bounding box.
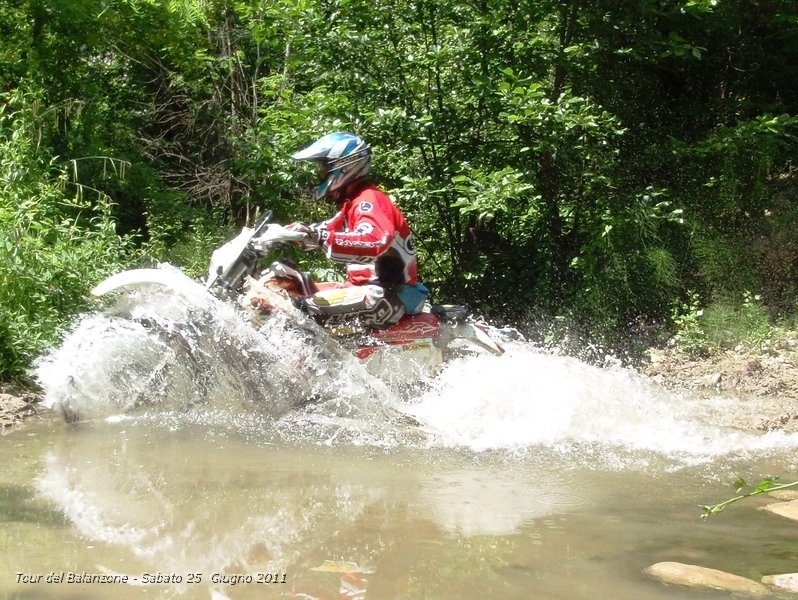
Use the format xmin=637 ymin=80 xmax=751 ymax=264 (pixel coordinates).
xmin=5 ymin=285 xmax=798 ymax=599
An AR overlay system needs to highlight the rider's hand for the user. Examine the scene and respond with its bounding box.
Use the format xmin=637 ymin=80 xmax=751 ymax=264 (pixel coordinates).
xmin=286 ymin=222 xmax=321 ymax=250
xmin=286 ymin=222 xmax=312 ymax=235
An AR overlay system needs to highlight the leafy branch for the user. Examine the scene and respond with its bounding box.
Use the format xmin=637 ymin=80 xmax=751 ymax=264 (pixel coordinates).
xmin=700 ymin=477 xmax=798 ymax=520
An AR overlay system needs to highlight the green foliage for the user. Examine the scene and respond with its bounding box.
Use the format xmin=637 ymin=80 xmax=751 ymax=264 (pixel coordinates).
xmin=2 ymin=0 xmax=798 ymax=378
xmin=149 ymin=213 xmax=229 ymax=279
xmin=0 ymin=90 xmax=135 ymax=381
xmin=701 ymin=476 xmax=798 ymax=520
xmin=670 ymin=291 xmax=774 ymax=356
xmin=451 ymin=167 xmax=535 ymax=236
xmin=670 ymin=292 xmax=708 ymax=357
xmin=702 ymin=292 xmax=773 ymax=351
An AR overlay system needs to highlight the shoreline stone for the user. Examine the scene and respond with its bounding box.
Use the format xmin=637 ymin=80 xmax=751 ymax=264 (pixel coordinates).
xmin=766 ymin=490 xmax=798 ymax=501
xmin=643 ymin=561 xmax=772 ymax=597
xmin=762 ymin=573 xmax=798 ymax=593
xmin=761 ymin=499 xmax=798 ymax=522
xmin=638 ymin=331 xmax=798 ymax=433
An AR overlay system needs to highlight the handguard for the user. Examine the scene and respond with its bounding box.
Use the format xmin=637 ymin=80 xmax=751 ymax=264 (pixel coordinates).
xmin=250 ymin=224 xmax=310 ymax=251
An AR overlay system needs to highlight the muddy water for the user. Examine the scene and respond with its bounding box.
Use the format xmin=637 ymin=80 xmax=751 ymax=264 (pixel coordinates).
xmin=9 ymin=283 xmax=798 ymax=599
xmin=3 ymin=409 xmax=798 ymax=600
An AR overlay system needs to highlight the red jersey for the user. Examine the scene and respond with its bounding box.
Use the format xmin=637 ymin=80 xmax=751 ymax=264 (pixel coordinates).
xmin=315 ymin=184 xmax=418 ymax=286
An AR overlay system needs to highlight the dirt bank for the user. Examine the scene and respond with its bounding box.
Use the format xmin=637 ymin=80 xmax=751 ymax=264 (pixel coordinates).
xmin=640 ymin=332 xmax=798 ymax=432
xmin=0 ymin=383 xmax=46 ymax=434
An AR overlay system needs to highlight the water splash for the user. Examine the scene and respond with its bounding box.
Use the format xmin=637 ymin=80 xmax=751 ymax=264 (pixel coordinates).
xmin=405 ymin=341 xmax=798 ymax=461
xmin=35 ymin=274 xmax=399 ymax=426
xmin=34 ymin=273 xmax=798 ymax=463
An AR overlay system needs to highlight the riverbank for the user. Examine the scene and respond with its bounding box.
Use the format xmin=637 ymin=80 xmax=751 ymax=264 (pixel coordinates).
xmin=0 ymin=383 xmax=44 ymax=433
xmin=641 ymin=331 xmax=798 ymax=432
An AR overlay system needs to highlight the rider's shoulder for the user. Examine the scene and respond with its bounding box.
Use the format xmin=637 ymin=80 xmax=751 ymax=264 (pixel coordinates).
xmin=349 ymin=184 xmax=391 ymax=211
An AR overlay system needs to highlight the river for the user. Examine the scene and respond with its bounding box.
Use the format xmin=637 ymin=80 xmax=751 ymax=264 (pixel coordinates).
xmin=4 ymin=285 xmax=798 ymax=599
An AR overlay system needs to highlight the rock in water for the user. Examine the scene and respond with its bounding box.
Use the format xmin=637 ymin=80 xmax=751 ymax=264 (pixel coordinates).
xmin=761 ymin=499 xmax=798 ymax=521
xmin=643 ymin=561 xmax=771 ymax=597
xmin=762 ymin=572 xmax=798 ymax=593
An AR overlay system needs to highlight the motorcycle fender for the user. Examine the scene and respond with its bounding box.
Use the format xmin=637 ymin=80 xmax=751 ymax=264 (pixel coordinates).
xmin=91 ymin=267 xmax=198 ymax=297
xmin=448 ymin=322 xmax=505 ymax=356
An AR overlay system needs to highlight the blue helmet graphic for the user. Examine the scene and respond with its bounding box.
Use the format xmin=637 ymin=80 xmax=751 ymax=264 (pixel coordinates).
xmin=292 ymin=132 xmax=372 ymax=200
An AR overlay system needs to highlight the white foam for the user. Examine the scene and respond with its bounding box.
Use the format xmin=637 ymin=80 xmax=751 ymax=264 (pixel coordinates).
xmin=35 ymin=270 xmax=798 ymax=463
xmin=35 ymin=270 xmax=395 ymax=424
xmin=404 ymin=342 xmax=798 ymax=459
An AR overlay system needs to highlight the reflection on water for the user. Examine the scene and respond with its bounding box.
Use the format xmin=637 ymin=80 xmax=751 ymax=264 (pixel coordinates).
xmin=15 ymin=282 xmax=798 ymax=598
xmin=3 ymin=413 xmax=798 ymax=600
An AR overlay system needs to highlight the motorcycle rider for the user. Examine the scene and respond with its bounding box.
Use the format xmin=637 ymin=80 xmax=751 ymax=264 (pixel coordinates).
xmin=286 ymin=132 xmax=428 ymax=327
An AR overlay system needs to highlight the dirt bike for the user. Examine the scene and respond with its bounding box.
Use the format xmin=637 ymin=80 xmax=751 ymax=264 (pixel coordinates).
xmin=93 ymin=211 xmax=504 ymax=382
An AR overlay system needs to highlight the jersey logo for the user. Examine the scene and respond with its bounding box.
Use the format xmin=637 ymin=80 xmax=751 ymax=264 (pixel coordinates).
xmin=358 ymin=201 xmax=373 ymax=213
xmin=354 ymin=222 xmax=374 ymax=235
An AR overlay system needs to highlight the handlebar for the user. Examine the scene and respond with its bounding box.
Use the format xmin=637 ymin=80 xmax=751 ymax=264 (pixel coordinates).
xmin=205 ymin=212 xmax=312 ymax=294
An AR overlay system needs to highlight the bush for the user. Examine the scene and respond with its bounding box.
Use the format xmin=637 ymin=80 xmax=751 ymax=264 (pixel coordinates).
xmin=670 ymin=291 xmax=774 ymax=356
xmin=0 ymin=91 xmax=135 ymax=381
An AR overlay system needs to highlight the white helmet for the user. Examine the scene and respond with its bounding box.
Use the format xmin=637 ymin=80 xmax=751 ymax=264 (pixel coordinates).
xmin=292 ymin=132 xmax=371 ymax=200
